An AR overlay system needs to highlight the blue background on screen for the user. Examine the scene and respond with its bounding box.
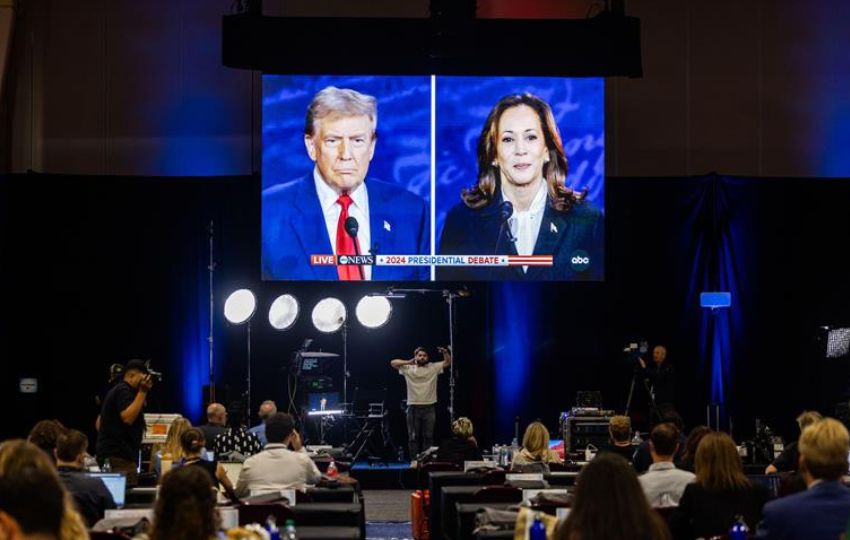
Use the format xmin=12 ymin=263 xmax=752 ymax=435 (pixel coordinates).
xmin=262 ymin=75 xmax=432 ymax=202
xmin=434 ymin=77 xmax=604 ymax=243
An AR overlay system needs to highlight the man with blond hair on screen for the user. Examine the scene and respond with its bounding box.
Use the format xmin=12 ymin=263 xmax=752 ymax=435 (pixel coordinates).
xmin=262 ymin=86 xmax=429 ymax=280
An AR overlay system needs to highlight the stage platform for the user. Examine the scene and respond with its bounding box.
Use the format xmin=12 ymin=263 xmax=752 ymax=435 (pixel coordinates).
xmin=350 ymin=462 xmax=417 ymax=490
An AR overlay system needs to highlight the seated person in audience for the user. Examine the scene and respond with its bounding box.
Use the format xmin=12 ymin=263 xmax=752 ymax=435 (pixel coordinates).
xmin=27 ymin=419 xmax=69 ymax=465
xmin=634 ymin=410 xmax=686 ymax=473
xmin=152 ymin=416 xmax=191 ymax=474
xmin=436 ymin=417 xmax=482 ymax=464
xmin=248 ymin=400 xmax=277 ymax=447
xmin=236 ymin=413 xmax=322 ymax=496
xmin=639 ymin=422 xmax=695 ymax=507
xmin=765 ymin=410 xmax=822 ymax=474
xmin=755 ymin=417 xmax=850 ymax=540
xmin=140 ymin=465 xmax=219 ymax=540
xmin=0 ymin=439 xmax=89 ymax=540
xmin=601 ymin=415 xmax=637 ymax=462
xmin=212 ymin=423 xmax=262 ymax=460
xmin=669 ymin=431 xmax=767 ymax=540
xmin=55 ymin=429 xmax=116 ymax=527
xmin=511 ymin=421 xmax=562 ymax=471
xmin=197 ymin=402 xmax=229 ymax=450
xmin=556 ymin=452 xmax=671 ymax=540
xmin=176 ymin=428 xmax=236 ymax=499
xmin=675 ymin=425 xmax=711 ymax=473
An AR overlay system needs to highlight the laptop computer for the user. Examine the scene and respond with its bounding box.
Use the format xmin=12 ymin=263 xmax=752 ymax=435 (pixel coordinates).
xmin=86 ymin=472 xmax=126 ymax=508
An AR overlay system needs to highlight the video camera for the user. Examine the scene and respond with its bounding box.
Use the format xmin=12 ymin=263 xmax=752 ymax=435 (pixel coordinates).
xmin=144 ymin=360 xmax=163 ymax=382
xmin=623 ymin=340 xmax=648 ymax=364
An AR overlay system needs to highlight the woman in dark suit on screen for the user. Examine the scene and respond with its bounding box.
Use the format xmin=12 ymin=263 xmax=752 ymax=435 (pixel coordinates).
xmin=437 ymin=93 xmax=603 ymax=280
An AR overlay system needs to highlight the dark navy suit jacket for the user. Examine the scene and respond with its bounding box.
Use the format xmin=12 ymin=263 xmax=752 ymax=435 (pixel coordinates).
xmin=755 ymin=480 xmax=850 ymax=540
xmin=262 ymin=175 xmax=430 ymax=280
xmin=436 ymin=194 xmax=603 ymax=281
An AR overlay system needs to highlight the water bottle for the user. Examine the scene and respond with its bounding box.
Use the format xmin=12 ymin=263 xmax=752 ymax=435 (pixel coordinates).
xmin=729 ymin=515 xmax=749 ymax=540
xmin=102 ymin=458 xmax=112 ymax=473
xmin=529 ymin=512 xmax=546 ymax=540
xmin=326 ymin=459 xmax=339 ymax=479
xmin=266 ymin=515 xmax=280 ymax=540
xmin=283 ymin=519 xmax=297 ymax=540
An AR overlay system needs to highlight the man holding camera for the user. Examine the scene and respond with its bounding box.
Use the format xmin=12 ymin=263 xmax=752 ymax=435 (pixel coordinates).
xmin=391 ymin=346 xmax=452 ymax=465
xmin=95 ymin=359 xmax=154 ymax=486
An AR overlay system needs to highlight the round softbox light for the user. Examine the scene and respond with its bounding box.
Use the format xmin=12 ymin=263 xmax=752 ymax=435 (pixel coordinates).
xmin=268 ymin=294 xmax=300 ymax=331
xmin=311 ymin=297 xmax=347 ymax=333
xmin=223 ymin=289 xmax=256 ymax=325
xmin=355 ymin=295 xmax=393 ymax=329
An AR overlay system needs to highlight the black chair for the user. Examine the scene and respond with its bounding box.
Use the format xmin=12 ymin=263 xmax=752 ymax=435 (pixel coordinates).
xmin=418 ymin=461 xmax=462 ymax=490
xmin=471 ymin=485 xmax=523 ymax=503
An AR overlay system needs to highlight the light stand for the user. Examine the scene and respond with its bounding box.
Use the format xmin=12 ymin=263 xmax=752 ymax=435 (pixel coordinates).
xmin=342 ymin=318 xmax=349 ymax=407
xmin=445 ymin=289 xmax=459 ymax=423
xmin=246 ymin=321 xmax=252 ymax=420
xmin=208 ymin=220 xmax=215 ymax=402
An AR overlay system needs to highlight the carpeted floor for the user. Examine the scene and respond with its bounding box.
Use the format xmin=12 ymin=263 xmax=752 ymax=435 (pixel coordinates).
xmin=366 ymin=522 xmax=414 ymax=540
xmin=364 ymin=489 xmax=413 ymax=539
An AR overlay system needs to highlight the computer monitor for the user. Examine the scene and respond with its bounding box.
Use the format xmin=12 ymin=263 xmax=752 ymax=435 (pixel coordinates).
xmin=86 ymin=472 xmax=126 ymax=507
xmin=307 ymin=392 xmax=340 ymax=411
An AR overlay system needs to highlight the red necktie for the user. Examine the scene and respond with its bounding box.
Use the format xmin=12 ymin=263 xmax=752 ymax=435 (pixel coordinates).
xmin=336 ymin=194 xmax=363 ymax=280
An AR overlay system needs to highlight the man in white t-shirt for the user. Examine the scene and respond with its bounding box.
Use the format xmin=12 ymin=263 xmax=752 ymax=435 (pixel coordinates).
xmin=391 ymin=346 xmax=452 ymax=464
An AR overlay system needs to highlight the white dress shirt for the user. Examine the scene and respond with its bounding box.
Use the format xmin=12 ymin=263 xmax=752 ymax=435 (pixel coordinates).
xmin=313 ymin=168 xmax=372 ymax=279
xmin=504 ymin=181 xmax=547 ymax=272
xmin=638 ymin=461 xmax=696 ymax=507
xmin=234 ymin=443 xmax=322 ymax=496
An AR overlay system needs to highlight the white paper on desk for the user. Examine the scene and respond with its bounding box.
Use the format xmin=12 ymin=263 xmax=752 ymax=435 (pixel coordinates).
xmin=463 ymin=460 xmax=499 ymax=471
xmin=105 ymin=509 xmax=153 ymax=520
xmin=506 ymin=473 xmax=544 ymax=482
xmin=522 ymin=488 xmax=568 ymax=503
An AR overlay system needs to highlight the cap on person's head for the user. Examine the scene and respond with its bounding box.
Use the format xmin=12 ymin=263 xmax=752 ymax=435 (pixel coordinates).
xmin=265 ymin=413 xmax=295 ymax=443
xmin=124 ymin=359 xmax=149 ymax=375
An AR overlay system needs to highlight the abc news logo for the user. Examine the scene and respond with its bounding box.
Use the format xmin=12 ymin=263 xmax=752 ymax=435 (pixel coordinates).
xmin=311 ymin=254 xmax=375 ymax=266
xmin=337 ymin=255 xmax=375 ymax=265
xmin=570 ymin=250 xmax=591 ymax=272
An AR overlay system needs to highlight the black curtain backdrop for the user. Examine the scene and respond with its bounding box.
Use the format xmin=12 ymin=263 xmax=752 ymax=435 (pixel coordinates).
xmin=1 ymin=173 xmax=849 ymax=448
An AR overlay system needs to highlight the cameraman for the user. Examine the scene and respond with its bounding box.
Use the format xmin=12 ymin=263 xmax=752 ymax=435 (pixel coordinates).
xmin=95 ymin=359 xmax=154 ymax=486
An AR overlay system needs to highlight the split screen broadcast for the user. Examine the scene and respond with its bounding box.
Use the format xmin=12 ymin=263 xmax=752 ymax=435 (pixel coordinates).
xmin=261 ymin=75 xmax=604 ymax=282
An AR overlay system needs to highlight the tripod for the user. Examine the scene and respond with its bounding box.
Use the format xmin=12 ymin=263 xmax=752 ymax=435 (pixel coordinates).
xmin=345 ymin=405 xmax=396 ymax=462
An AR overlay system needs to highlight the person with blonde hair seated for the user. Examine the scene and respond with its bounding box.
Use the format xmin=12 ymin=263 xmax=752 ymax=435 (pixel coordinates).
xmin=765 ymin=410 xmax=822 ymax=474
xmin=152 ymin=416 xmax=191 ymax=474
xmin=601 ymin=415 xmax=637 ymax=462
xmin=669 ymin=431 xmax=767 ymax=539
xmin=436 ymin=417 xmax=482 ymax=464
xmin=755 ymin=417 xmax=850 ymax=540
xmin=511 ymin=421 xmax=562 ymax=471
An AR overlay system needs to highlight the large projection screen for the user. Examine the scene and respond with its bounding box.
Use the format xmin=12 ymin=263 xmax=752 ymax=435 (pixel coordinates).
xmin=262 ymin=75 xmax=604 ymax=281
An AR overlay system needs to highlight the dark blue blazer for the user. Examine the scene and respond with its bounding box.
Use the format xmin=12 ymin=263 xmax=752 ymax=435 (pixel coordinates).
xmin=436 ymin=194 xmax=603 ymax=281
xmin=755 ymin=481 xmax=850 ymax=540
xmin=262 ymin=175 xmax=430 ymax=280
